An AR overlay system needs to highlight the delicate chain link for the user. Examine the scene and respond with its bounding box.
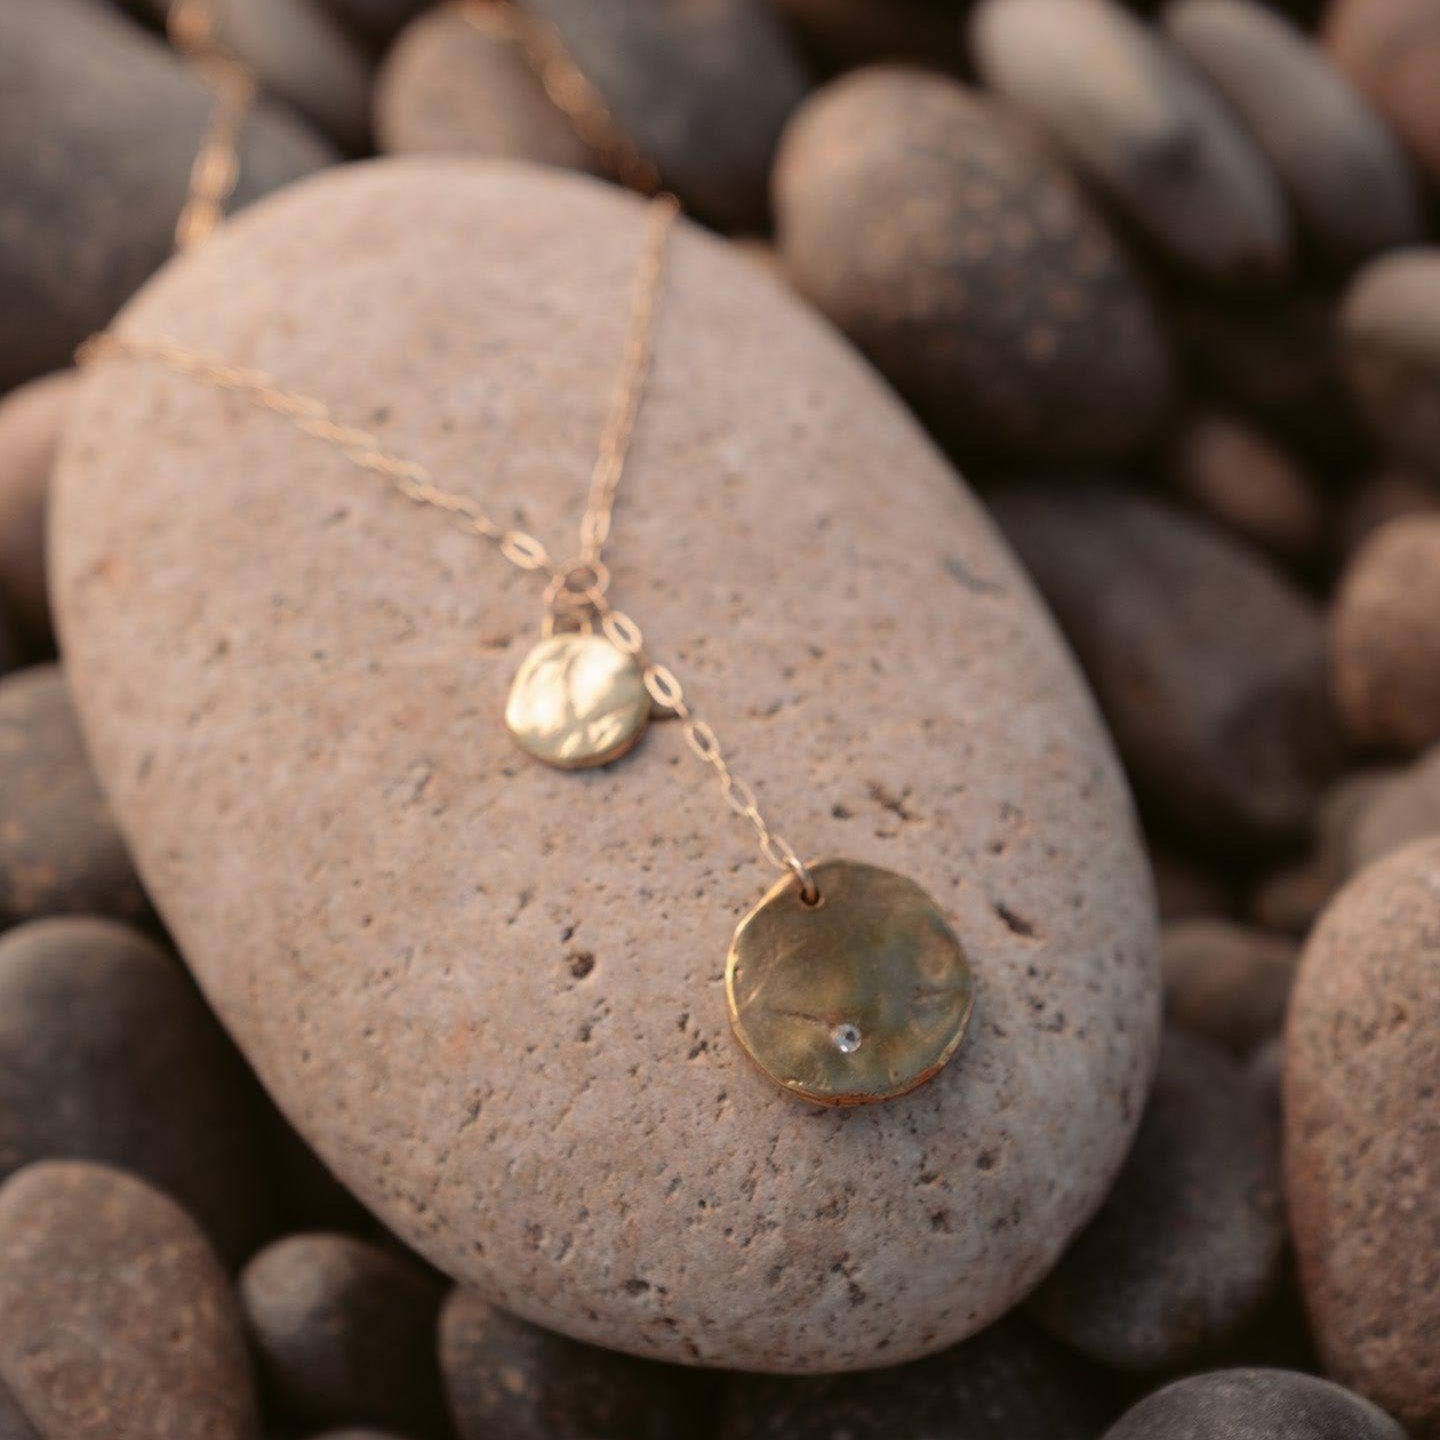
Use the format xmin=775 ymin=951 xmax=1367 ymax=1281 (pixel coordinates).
xmin=77 ymin=200 xmax=818 ymax=901
xmin=168 ymin=0 xmax=256 ymax=251
xmin=462 ymin=1 xmax=663 ymax=197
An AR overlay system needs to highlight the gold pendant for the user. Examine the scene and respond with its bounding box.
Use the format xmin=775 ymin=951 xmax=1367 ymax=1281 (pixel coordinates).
xmin=726 ymin=859 xmax=975 ymax=1106
xmin=505 ymin=632 xmax=649 ymax=770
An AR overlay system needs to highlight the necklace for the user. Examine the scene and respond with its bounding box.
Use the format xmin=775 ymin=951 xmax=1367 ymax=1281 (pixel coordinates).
xmin=79 ymin=127 xmax=976 ymax=1118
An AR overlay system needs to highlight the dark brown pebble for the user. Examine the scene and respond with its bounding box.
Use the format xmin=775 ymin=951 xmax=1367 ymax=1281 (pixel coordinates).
xmin=718 ymin=1315 xmax=1115 ymax=1440
xmin=1151 ymin=846 xmax=1234 ymax=921
xmin=0 ymin=916 xmax=273 ymax=1265
xmin=1164 ymin=0 xmax=1422 ymax=269
xmin=1161 ymin=918 xmax=1298 ymax=1054
xmin=1165 ymin=410 xmax=1324 ymax=567
xmin=0 ymin=371 xmax=75 ymax=654
xmin=1325 ymin=0 xmax=1440 ymax=186
xmin=439 ymin=1287 xmax=710 ymax=1440
xmin=1285 ymin=838 xmax=1440 ymax=1436
xmin=970 ymin=0 xmax=1291 ymax=285
xmin=1028 ymin=1029 xmax=1285 ymax=1370
xmin=511 ymin=0 xmax=809 ymax=232
xmin=0 ymin=1161 xmax=261 ymax=1440
xmin=1332 ymin=515 xmax=1440 ymax=753
xmin=128 ymin=0 xmax=372 ymax=152
xmin=241 ymin=1233 xmax=449 ymax=1436
xmin=0 ymin=0 xmax=334 ymax=390
xmin=774 ymin=68 xmax=1172 ymax=461
xmin=1338 ymin=247 xmax=1440 ymax=476
xmin=992 ymin=484 xmax=1339 ymax=854
xmin=375 ymin=3 xmax=598 ymax=172
xmin=1102 ymin=1368 xmax=1406 ymax=1439
xmin=766 ymin=0 xmax=968 ymax=71
xmin=0 ymin=664 xmax=148 ymax=924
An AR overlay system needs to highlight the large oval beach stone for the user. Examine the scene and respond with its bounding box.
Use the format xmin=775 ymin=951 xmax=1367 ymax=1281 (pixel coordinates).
xmin=51 ymin=160 xmax=1160 ymax=1373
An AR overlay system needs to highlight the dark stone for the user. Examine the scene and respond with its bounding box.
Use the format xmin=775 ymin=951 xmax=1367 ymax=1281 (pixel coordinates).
xmin=0 ymin=0 xmax=334 ymax=389
xmin=0 ymin=664 xmax=148 ymax=925
xmin=970 ymin=0 xmax=1291 ymax=286
xmin=0 ymin=916 xmax=273 ymax=1265
xmin=1164 ymin=0 xmax=1422 ymax=270
xmin=718 ymin=1315 xmax=1115 ymax=1439
xmin=1339 ymin=248 xmax=1440 ymax=477
xmin=0 ymin=1161 xmax=261 ymax=1440
xmin=241 ymin=1233 xmax=449 ymax=1436
xmin=991 ymin=485 xmax=1339 ymax=855
xmin=512 ymin=0 xmax=808 ymax=232
xmin=439 ymin=1287 xmax=711 ymax=1440
xmin=1028 ymin=1029 xmax=1285 ymax=1371
xmin=1101 ymin=1368 xmax=1406 ymax=1439
xmin=774 ymin=69 xmax=1173 ymax=461
xmin=767 ymin=0 xmax=968 ymax=72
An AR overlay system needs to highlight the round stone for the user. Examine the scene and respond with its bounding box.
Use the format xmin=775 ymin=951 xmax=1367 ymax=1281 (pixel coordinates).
xmin=505 ymin=632 xmax=649 ymax=770
xmin=727 ymin=860 xmax=975 ymax=1107
xmin=52 ymin=161 xmax=1161 ymax=1373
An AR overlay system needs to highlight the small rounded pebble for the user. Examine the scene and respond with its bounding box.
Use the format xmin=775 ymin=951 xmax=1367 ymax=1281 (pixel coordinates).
xmin=0 ymin=1161 xmax=261 ymax=1440
xmin=1162 ymin=918 xmax=1298 ymax=1054
xmin=0 ymin=664 xmax=148 ymax=924
xmin=774 ymin=68 xmax=1172 ymax=460
xmin=0 ymin=370 xmax=75 ymax=653
xmin=1028 ymin=1029 xmax=1285 ymax=1371
xmin=511 ymin=0 xmax=809 ymax=232
xmin=1332 ymin=516 xmax=1440 ymax=753
xmin=375 ymin=3 xmax=598 ymax=171
xmin=993 ymin=485 xmax=1339 ymax=853
xmin=241 ymin=1233 xmax=448 ymax=1435
xmin=1164 ymin=0 xmax=1422 ymax=269
xmin=0 ymin=0 xmax=335 ymax=390
xmin=1339 ymin=465 xmax=1440 ymax=557
xmin=1347 ymin=743 xmax=1440 ymax=871
xmin=1101 ymin=1367 xmax=1407 ymax=1439
xmin=970 ymin=0 xmax=1292 ymax=285
xmin=1248 ymin=855 xmax=1335 ymax=937
xmin=1286 ymin=838 xmax=1440 ymax=1436
xmin=0 ymin=916 xmax=273 ymax=1265
xmin=1339 ymin=247 xmax=1440 ymax=475
xmin=1325 ymin=0 xmax=1440 ymax=186
xmin=718 ymin=1315 xmax=1114 ymax=1439
xmin=439 ymin=1287 xmax=707 ymax=1440
xmin=130 ymin=0 xmax=373 ymax=152
xmin=1166 ymin=410 xmax=1324 ymax=567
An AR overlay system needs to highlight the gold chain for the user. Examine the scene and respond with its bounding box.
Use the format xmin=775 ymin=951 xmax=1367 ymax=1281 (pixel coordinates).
xmin=77 ymin=197 xmax=818 ymax=902
xmin=168 ymin=0 xmax=257 ymax=251
xmin=462 ymin=1 xmax=662 ymax=197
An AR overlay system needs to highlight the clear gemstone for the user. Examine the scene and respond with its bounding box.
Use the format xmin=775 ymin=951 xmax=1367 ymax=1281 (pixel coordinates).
xmin=832 ymin=1022 xmax=862 ymax=1054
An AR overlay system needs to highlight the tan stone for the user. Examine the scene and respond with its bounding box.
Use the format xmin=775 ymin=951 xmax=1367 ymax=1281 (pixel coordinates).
xmin=52 ymin=160 xmax=1160 ymax=1372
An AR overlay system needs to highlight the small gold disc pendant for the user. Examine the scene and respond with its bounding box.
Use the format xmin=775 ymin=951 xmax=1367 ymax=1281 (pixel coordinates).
xmin=505 ymin=632 xmax=649 ymax=770
xmin=726 ymin=859 xmax=975 ymax=1106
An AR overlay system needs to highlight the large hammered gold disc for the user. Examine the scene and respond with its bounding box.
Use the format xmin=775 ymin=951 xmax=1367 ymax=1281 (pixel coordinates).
xmin=505 ymin=633 xmax=649 ymax=770
xmin=726 ymin=859 xmax=976 ymax=1106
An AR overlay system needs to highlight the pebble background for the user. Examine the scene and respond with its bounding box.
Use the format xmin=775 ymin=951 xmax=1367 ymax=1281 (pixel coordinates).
xmin=0 ymin=0 xmax=1435 ymax=1434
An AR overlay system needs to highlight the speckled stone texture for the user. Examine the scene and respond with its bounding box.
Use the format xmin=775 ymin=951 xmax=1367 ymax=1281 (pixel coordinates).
xmin=0 ymin=1161 xmax=261 ymax=1440
xmin=52 ymin=160 xmax=1160 ymax=1373
xmin=1284 ymin=837 xmax=1440 ymax=1436
xmin=1102 ymin=1368 xmax=1407 ymax=1440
